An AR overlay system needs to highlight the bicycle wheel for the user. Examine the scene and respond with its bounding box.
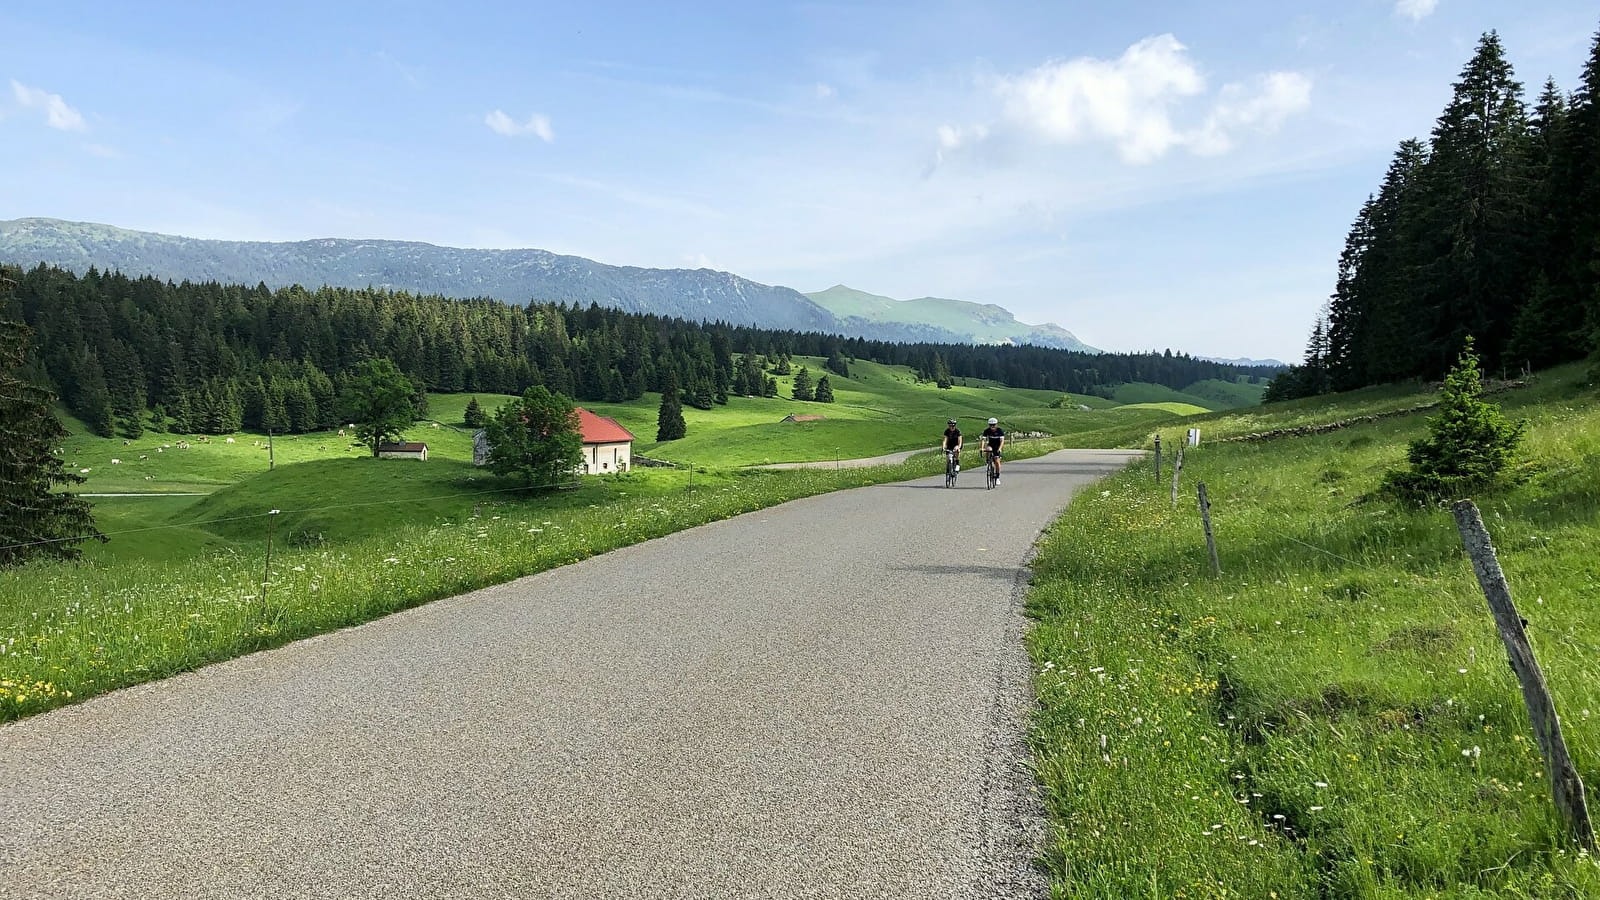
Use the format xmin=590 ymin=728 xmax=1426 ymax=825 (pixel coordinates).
xmin=986 ymin=457 xmax=998 ymax=489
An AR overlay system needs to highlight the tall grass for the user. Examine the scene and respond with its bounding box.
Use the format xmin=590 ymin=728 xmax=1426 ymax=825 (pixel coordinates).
xmin=1027 ymin=369 xmax=1600 ymax=897
xmin=0 ymin=461 xmax=942 ymax=721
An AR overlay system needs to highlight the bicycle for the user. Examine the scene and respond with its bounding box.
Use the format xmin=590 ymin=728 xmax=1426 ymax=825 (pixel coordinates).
xmin=981 ymin=446 xmax=1000 ymax=489
xmin=944 ymin=448 xmax=960 ymax=487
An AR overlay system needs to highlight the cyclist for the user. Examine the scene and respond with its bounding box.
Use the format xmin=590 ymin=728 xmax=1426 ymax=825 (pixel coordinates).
xmin=979 ymin=417 xmax=1005 ymax=484
xmin=941 ymin=419 xmax=963 ymax=473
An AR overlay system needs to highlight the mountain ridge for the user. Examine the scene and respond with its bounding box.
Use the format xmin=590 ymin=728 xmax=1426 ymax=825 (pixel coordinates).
xmin=0 ymin=218 xmax=1107 ymax=352
xmin=803 ymin=284 xmax=1097 ymax=352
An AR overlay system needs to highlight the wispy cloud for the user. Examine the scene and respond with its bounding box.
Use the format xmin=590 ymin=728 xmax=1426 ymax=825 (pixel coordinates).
xmin=814 ymin=82 xmax=836 ymax=101
xmin=1395 ymin=0 xmax=1439 ymax=22
xmin=1191 ymin=72 xmax=1314 ymax=155
xmin=485 ymin=109 xmax=555 ymax=141
xmin=10 ymin=80 xmax=88 ymax=131
xmin=939 ymin=35 xmax=1311 ymax=165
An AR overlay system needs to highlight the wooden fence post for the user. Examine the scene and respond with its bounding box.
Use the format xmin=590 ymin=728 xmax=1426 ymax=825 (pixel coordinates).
xmin=1170 ymin=447 xmax=1184 ymax=508
xmin=1197 ymin=483 xmax=1220 ymax=577
xmin=1153 ymin=434 xmax=1162 ymax=484
xmin=1452 ymin=499 xmax=1594 ymax=851
xmin=262 ymin=509 xmax=280 ymax=605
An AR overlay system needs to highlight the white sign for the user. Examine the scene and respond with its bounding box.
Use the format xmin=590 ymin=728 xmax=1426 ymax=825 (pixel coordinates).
xmin=1187 ymin=428 xmax=1201 ymax=447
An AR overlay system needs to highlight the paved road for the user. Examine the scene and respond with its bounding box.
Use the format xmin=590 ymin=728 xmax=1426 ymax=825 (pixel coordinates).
xmin=750 ymin=449 xmax=927 ymax=470
xmin=1 ymin=449 xmax=1140 ymax=900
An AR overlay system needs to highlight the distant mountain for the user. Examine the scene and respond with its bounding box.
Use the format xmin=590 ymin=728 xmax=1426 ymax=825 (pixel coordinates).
xmin=0 ymin=218 xmax=852 ymax=332
xmin=1198 ymin=355 xmax=1288 ymax=369
xmin=804 ymin=284 xmax=1099 ymax=353
xmin=0 ymin=219 xmax=1107 ymax=350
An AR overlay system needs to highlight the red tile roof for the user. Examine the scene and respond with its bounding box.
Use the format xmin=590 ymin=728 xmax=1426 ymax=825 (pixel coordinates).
xmin=377 ymin=442 xmax=428 ymax=452
xmin=576 ymin=408 xmax=635 ymax=444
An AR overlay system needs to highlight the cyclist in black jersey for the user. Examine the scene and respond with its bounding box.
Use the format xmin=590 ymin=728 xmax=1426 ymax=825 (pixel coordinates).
xmin=980 ymin=418 xmax=1005 ymax=484
xmin=941 ymin=419 xmax=962 ymax=477
xmin=941 ymin=419 xmax=962 ymax=455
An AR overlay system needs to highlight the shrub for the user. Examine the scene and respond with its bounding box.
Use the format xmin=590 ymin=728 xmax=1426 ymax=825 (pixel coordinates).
xmin=1381 ymin=337 xmax=1526 ymax=503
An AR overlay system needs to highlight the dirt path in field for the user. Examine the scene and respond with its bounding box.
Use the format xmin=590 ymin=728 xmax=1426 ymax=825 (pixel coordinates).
xmin=1 ymin=449 xmax=1141 ymax=900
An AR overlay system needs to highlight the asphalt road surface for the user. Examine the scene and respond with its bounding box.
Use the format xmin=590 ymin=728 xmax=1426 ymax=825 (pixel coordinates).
xmin=2 ymin=449 xmax=1140 ymax=900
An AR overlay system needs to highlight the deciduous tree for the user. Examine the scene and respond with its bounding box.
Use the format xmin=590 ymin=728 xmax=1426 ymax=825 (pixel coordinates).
xmin=483 ymin=386 xmax=582 ymax=488
xmin=338 ymin=358 xmax=417 ymax=456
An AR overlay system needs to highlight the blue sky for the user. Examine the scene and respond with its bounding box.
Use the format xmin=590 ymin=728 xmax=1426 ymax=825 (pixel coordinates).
xmin=2 ymin=1 xmax=1596 ymax=361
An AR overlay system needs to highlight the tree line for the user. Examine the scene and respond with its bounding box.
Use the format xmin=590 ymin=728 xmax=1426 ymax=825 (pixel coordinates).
xmin=1269 ymin=26 xmax=1600 ymax=400
xmin=0 ymin=264 xmax=1274 ymax=439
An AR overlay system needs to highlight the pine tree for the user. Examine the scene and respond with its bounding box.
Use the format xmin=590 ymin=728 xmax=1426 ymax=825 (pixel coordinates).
xmin=656 ymin=371 xmax=687 ymax=441
xmin=825 ymin=350 xmax=849 ymax=378
xmin=691 ymin=377 xmax=715 ymax=410
xmin=791 ymin=366 xmax=814 ymax=401
xmin=464 ymin=396 xmax=487 ymax=428
xmin=763 ymin=375 xmax=779 ymax=398
xmin=814 ymin=375 xmax=835 ymax=403
xmin=1 ymin=318 xmax=103 ymax=567
xmin=1566 ymin=28 xmax=1600 ymax=355
xmin=1382 ymin=336 xmax=1527 ymax=502
xmin=1408 ymin=32 xmax=1535 ymax=375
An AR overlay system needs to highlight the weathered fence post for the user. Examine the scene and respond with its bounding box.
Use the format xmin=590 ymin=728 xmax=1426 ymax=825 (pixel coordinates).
xmin=1153 ymin=434 xmax=1162 ymax=484
xmin=1197 ymin=483 xmax=1220 ymax=577
xmin=1170 ymin=447 xmax=1184 ymax=508
xmin=1452 ymin=499 xmax=1594 ymax=850
xmin=262 ymin=508 xmax=281 ymax=604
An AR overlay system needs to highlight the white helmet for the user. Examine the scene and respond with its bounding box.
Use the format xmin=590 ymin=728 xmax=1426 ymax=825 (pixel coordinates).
xmin=987 ymin=417 xmax=998 ymax=425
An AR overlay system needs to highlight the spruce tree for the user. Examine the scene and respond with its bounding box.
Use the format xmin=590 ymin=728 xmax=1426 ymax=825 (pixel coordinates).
xmin=464 ymin=396 xmax=486 ymax=428
xmin=656 ymin=371 xmax=687 ymax=441
xmin=1567 ymin=28 xmax=1600 ymax=355
xmin=1409 ymin=32 xmax=1534 ymax=375
xmin=1382 ymin=337 xmax=1526 ymax=502
xmin=792 ymin=366 xmax=814 ymax=401
xmin=814 ymin=375 xmax=835 ymax=403
xmin=0 ymin=319 xmax=103 ymax=567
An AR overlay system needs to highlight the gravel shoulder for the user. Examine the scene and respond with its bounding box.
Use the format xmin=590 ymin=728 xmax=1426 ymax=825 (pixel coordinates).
xmin=1 ymin=449 xmax=1140 ymax=899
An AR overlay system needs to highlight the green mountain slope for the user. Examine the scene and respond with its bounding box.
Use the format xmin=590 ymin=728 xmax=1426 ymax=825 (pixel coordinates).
xmin=804 ymin=284 xmax=1098 ymax=352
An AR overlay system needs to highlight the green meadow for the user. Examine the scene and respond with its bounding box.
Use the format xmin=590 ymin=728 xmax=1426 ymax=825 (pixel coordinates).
xmin=1028 ymin=363 xmax=1600 ymax=897
xmin=3 ymin=357 xmax=1215 ymax=719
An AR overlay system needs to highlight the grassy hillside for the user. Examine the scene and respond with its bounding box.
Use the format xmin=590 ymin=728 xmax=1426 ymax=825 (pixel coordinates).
xmin=1184 ymin=377 xmax=1268 ymax=409
xmin=50 ymin=357 xmax=1201 ymax=563
xmin=582 ymin=357 xmax=1182 ymax=466
xmin=1027 ymin=363 xmax=1600 ymax=896
xmin=1110 ymin=381 xmax=1223 ymax=410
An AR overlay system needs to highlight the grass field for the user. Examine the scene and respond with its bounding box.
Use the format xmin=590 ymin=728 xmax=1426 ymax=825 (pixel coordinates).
xmin=4 ymin=354 xmax=1199 ymax=721
xmin=1027 ymin=363 xmax=1600 ymax=897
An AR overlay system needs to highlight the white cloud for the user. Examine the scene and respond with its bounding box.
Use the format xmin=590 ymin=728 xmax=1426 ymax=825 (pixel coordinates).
xmin=1191 ymin=72 xmax=1313 ymax=155
xmin=1395 ymin=0 xmax=1439 ymax=22
xmin=485 ymin=109 xmax=554 ymax=142
xmin=942 ymin=36 xmax=1311 ymax=164
xmin=10 ymin=80 xmax=88 ymax=132
xmin=815 ymin=82 xmax=836 ymax=101
xmin=995 ymin=34 xmax=1205 ymax=164
xmin=936 ymin=123 xmax=989 ymax=151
